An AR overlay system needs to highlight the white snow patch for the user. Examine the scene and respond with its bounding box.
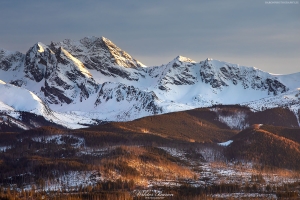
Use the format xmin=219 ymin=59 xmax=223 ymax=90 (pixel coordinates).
xmin=211 ymin=108 xmax=249 ymax=130
xmin=44 ymin=171 xmax=101 ymax=191
xmin=218 ymin=140 xmax=233 ymax=146
xmin=159 ymin=147 xmax=185 ymax=159
xmin=0 ymin=146 xmax=11 ymax=152
xmin=32 ymin=135 xmax=85 ymax=148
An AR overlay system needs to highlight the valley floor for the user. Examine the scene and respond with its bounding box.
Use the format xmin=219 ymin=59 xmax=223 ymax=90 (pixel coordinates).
xmin=18 ymin=145 xmax=299 ymax=190
xmin=1 ymin=134 xmax=300 ymax=199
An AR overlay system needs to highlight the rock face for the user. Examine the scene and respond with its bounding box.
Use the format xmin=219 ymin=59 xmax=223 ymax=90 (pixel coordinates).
xmin=157 ymin=56 xmax=197 ymax=91
xmin=199 ymin=59 xmax=288 ymax=94
xmin=24 ymin=43 xmax=50 ymax=82
xmin=0 ymin=36 xmax=299 ymax=128
xmin=40 ymin=46 xmax=99 ymax=104
xmin=94 ymin=82 xmax=162 ymax=121
xmin=1 ymin=42 xmax=100 ymax=105
xmin=50 ymin=37 xmax=146 ymax=82
xmin=0 ymin=49 xmax=24 ymax=71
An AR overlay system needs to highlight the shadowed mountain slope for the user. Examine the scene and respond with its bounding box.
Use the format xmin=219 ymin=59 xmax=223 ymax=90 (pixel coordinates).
xmin=226 ymin=125 xmax=300 ymax=170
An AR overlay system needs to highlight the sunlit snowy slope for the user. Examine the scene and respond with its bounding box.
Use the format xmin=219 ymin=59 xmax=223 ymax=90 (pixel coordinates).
xmin=0 ymin=36 xmax=299 ymax=129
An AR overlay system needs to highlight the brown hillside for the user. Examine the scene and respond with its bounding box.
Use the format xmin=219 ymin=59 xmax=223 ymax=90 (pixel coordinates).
xmin=226 ymin=127 xmax=300 ymax=170
xmin=20 ymin=126 xmax=65 ymax=137
xmin=210 ymin=106 xmax=299 ymax=129
xmin=87 ymin=108 xmax=238 ymax=143
xmin=248 ymin=108 xmax=299 ymax=128
xmin=86 ymin=105 xmax=299 ymax=143
xmin=260 ymin=125 xmax=300 ymax=143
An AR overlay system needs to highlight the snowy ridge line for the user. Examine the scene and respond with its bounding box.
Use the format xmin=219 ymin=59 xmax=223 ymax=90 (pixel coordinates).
xmin=0 ymin=36 xmax=299 ymax=128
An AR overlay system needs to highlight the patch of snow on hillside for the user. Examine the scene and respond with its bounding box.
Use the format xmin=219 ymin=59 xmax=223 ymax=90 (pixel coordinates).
xmin=44 ymin=171 xmax=101 ymax=191
xmin=159 ymin=147 xmax=185 ymax=159
xmin=211 ymin=108 xmax=249 ymax=130
xmin=0 ymin=146 xmax=11 ymax=152
xmin=0 ymin=82 xmax=46 ymax=115
xmin=0 ymin=101 xmax=14 ymax=111
xmin=32 ymin=135 xmax=85 ymax=148
xmin=218 ymin=140 xmax=233 ymax=146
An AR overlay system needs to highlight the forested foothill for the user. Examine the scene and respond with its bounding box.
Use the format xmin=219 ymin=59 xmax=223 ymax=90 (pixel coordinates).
xmin=0 ymin=106 xmax=300 ymax=199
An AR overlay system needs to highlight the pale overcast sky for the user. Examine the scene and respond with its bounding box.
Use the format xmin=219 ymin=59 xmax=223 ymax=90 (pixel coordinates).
xmin=0 ymin=0 xmax=299 ymax=74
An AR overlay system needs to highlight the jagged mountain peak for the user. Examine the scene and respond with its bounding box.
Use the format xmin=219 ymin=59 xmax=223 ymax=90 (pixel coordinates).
xmin=50 ymin=36 xmax=146 ymax=70
xmin=0 ymin=48 xmax=21 ymax=56
xmin=36 ymin=42 xmax=48 ymax=53
xmin=173 ymin=55 xmax=196 ymax=63
xmin=202 ymin=58 xmax=264 ymax=74
xmin=200 ymin=58 xmax=274 ymax=80
xmin=0 ymin=48 xmax=24 ymax=72
xmin=85 ymin=36 xmax=118 ymax=47
xmin=29 ymin=42 xmax=51 ymax=54
xmin=23 ymin=42 xmax=56 ymax=83
xmin=98 ymin=36 xmax=146 ymax=69
xmin=199 ymin=58 xmax=290 ymax=95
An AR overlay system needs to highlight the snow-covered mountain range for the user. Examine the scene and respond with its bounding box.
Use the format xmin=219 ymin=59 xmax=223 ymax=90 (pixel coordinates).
xmin=0 ymin=36 xmax=299 ymax=129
